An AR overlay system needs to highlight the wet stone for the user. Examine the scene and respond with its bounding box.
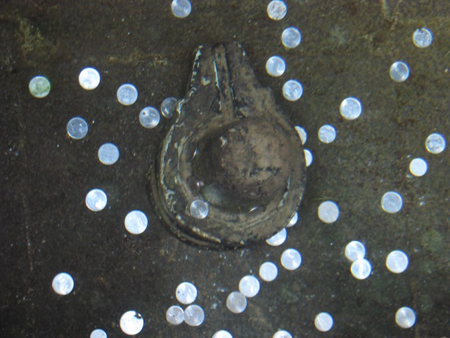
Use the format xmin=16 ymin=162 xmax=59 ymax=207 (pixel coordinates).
xmin=151 ymin=42 xmax=306 ymax=248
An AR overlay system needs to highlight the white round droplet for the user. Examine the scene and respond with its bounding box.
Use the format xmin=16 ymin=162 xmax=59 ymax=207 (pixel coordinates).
xmin=345 ymin=241 xmax=366 ymax=262
xmin=85 ymin=189 xmax=107 ymax=212
xmin=340 ymin=97 xmax=362 ymax=120
xmin=266 ymin=228 xmax=287 ymax=246
xmin=90 ymin=329 xmax=107 ymax=338
xmin=273 ymin=330 xmax=292 ymax=338
xmin=413 ymin=28 xmax=433 ymax=48
xmin=282 ymin=79 xmax=303 ymax=101
xmin=318 ymin=124 xmax=336 ymax=143
xmin=351 ymin=258 xmax=372 ymax=280
xmin=390 ymin=61 xmax=410 ymax=82
xmin=139 ymin=106 xmax=160 ymax=129
xmin=294 ymin=126 xmax=307 ymax=145
xmin=281 ymin=248 xmax=302 ymax=271
xmin=79 ymin=67 xmax=101 ymax=90
xmin=239 ymin=275 xmax=260 ymax=298
xmin=171 ymin=0 xmax=192 ymax=18
xmin=282 ymin=27 xmax=301 ymax=48
xmin=425 ymin=133 xmax=446 ymax=154
xmin=386 ymin=250 xmax=409 ymax=274
xmin=176 ymin=282 xmax=197 ymax=305
xmin=226 ymin=291 xmax=247 ymax=314
xmin=259 ymin=262 xmax=278 ymax=282
xmin=184 ymin=305 xmax=205 ymax=326
xmin=318 ymin=201 xmax=340 ymax=223
xmin=166 ymin=305 xmax=184 ymax=325
xmin=190 ymin=200 xmax=209 ymax=219
xmin=124 ymin=210 xmax=148 ymax=235
xmin=267 ymin=0 xmax=287 ymax=21
xmin=161 ymin=97 xmax=178 ymax=118
xmin=286 ymin=212 xmax=298 ymax=228
xmin=315 ymin=312 xmax=334 ymax=332
xmin=29 ymin=75 xmax=51 ymax=98
xmin=52 ymin=272 xmax=74 ymax=295
xmin=98 ymin=143 xmax=119 ymax=165
xmin=117 ymin=84 xmax=138 ymax=106
xmin=266 ymin=56 xmax=286 ymax=77
xmin=381 ymin=191 xmax=403 ymax=214
xmin=67 ymin=117 xmax=89 ymax=140
xmin=120 ymin=311 xmax=144 ymax=336
xmin=409 ymin=158 xmax=428 ymax=177
xmin=304 ymin=149 xmax=313 ymax=167
xmin=395 ymin=307 xmax=416 ymax=329
xmin=213 ymin=330 xmax=233 ymax=338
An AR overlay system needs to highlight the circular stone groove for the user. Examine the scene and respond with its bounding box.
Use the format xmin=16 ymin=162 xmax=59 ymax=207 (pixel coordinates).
xmin=150 ymin=42 xmax=306 ymax=248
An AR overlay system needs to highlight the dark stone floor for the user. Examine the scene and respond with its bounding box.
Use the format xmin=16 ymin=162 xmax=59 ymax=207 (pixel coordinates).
xmin=0 ymin=1 xmax=449 ymax=337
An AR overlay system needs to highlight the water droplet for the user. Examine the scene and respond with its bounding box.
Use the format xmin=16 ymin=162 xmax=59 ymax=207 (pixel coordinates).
xmin=67 ymin=117 xmax=89 ymax=140
xmin=85 ymin=189 xmax=107 ymax=212
xmin=413 ymin=28 xmax=433 ymax=48
xmin=318 ymin=201 xmax=339 ymax=223
xmin=280 ymin=248 xmax=302 ymax=270
xmin=79 ymin=67 xmax=101 ymax=90
xmin=386 ymin=250 xmax=409 ymax=274
xmin=351 ymin=258 xmax=372 ymax=280
xmin=266 ymin=56 xmax=286 ymax=77
xmin=226 ymin=291 xmax=247 ymax=314
xmin=315 ymin=312 xmax=334 ymax=332
xmin=171 ymin=0 xmax=192 ymax=18
xmin=29 ymin=75 xmax=51 ymax=98
xmin=124 ymin=210 xmax=148 ymax=235
xmin=52 ymin=272 xmax=74 ymax=295
xmin=381 ymin=191 xmax=403 ymax=214
xmin=390 ymin=61 xmax=410 ymax=82
xmin=139 ymin=106 xmax=160 ymax=129
xmin=98 ymin=143 xmax=119 ymax=165
xmin=282 ymin=27 xmax=301 ymax=48
xmin=239 ymin=275 xmax=260 ymax=298
xmin=176 ymin=282 xmax=197 ymax=304
xmin=119 ymin=311 xmax=144 ymax=335
xmin=259 ymin=262 xmax=278 ymax=282
xmin=282 ymin=79 xmax=303 ymax=101
xmin=117 ymin=84 xmax=138 ymax=106
xmin=395 ymin=307 xmax=416 ymax=329
xmin=267 ymin=0 xmax=287 ymax=21
xmin=340 ymin=97 xmax=362 ymax=120
xmin=425 ymin=133 xmax=446 ymax=154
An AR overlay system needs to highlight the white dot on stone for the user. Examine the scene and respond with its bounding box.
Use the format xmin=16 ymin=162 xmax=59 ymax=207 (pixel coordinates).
xmin=318 ymin=124 xmax=336 ymax=143
xmin=139 ymin=106 xmax=161 ymax=129
xmin=213 ymin=330 xmax=233 ymax=338
xmin=98 ymin=143 xmax=119 ymax=165
xmin=52 ymin=272 xmax=74 ymax=295
xmin=79 ymin=67 xmax=101 ymax=90
xmin=67 ymin=117 xmax=89 ymax=140
xmin=286 ymin=212 xmax=298 ymax=228
xmin=171 ymin=0 xmax=192 ymax=18
xmin=345 ymin=241 xmax=366 ymax=262
xmin=273 ymin=330 xmax=292 ymax=338
xmin=85 ymin=189 xmax=107 ymax=212
xmin=266 ymin=228 xmax=287 ymax=246
xmin=395 ymin=307 xmax=416 ymax=329
xmin=282 ymin=27 xmax=301 ymax=48
xmin=351 ymin=258 xmax=372 ymax=280
xmin=409 ymin=158 xmax=428 ymax=177
xmin=259 ymin=262 xmax=278 ymax=282
xmin=282 ymin=79 xmax=303 ymax=101
xmin=226 ymin=291 xmax=247 ymax=314
xmin=318 ymin=201 xmax=339 ymax=223
xmin=281 ymin=248 xmax=302 ymax=271
xmin=266 ymin=56 xmax=286 ymax=77
xmin=425 ymin=133 xmax=446 ymax=154
xmin=413 ymin=28 xmax=433 ymax=48
xmin=124 ymin=210 xmax=148 ymax=235
xmin=29 ymin=75 xmax=51 ymax=98
xmin=184 ymin=305 xmax=205 ymax=327
xmin=381 ymin=191 xmax=403 ymax=214
xmin=120 ymin=311 xmax=144 ymax=336
xmin=161 ymin=97 xmax=178 ymax=118
xmin=239 ymin=275 xmax=260 ymax=298
xmin=390 ymin=61 xmax=410 ymax=82
xmin=386 ymin=250 xmax=409 ymax=274
xmin=90 ymin=329 xmax=107 ymax=338
xmin=117 ymin=84 xmax=138 ymax=106
xmin=166 ymin=305 xmax=184 ymax=325
xmin=267 ymin=0 xmax=287 ymax=21
xmin=176 ymin=282 xmax=197 ymax=304
xmin=304 ymin=149 xmax=313 ymax=167
xmin=294 ymin=126 xmax=307 ymax=145
xmin=190 ymin=200 xmax=209 ymax=219
xmin=315 ymin=312 xmax=334 ymax=332
xmin=340 ymin=97 xmax=362 ymax=120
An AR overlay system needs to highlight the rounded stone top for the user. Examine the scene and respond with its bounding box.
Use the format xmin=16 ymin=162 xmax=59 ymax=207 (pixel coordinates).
xmin=150 ymin=42 xmax=306 ymax=248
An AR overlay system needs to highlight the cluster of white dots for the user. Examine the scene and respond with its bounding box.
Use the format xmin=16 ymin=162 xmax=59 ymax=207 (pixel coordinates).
xmin=165 ymin=282 xmax=205 ymax=327
xmin=27 ymin=4 xmax=441 ymax=335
